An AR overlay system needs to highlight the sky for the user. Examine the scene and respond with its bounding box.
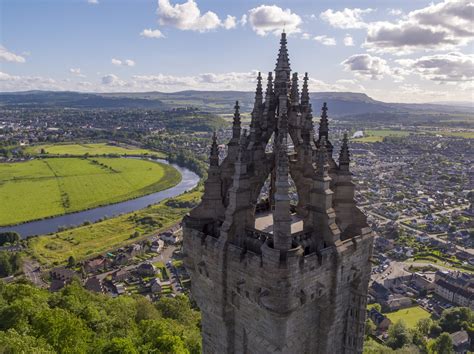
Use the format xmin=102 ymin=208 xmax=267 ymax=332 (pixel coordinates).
xmin=0 ymin=0 xmax=473 ymax=103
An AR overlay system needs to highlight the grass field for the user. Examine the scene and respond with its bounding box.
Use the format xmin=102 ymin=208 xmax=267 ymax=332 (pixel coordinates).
xmin=353 ymin=129 xmax=411 ymax=143
xmin=0 ymin=157 xmax=181 ymax=226
xmin=385 ymin=306 xmax=431 ymax=328
xmin=28 ymin=190 xmax=202 ymax=266
xmin=431 ymin=131 xmax=474 ymax=139
xmin=25 ymin=143 xmax=166 ymax=158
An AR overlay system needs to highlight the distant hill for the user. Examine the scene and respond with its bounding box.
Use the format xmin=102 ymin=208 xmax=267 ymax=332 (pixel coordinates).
xmin=0 ymin=90 xmax=472 ymax=119
xmin=0 ymin=91 xmax=167 ymax=109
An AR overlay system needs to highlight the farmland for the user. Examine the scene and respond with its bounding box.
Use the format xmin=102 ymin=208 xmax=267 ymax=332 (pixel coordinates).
xmin=0 ymin=157 xmax=181 ymax=226
xmin=25 ymin=142 xmax=166 ymax=158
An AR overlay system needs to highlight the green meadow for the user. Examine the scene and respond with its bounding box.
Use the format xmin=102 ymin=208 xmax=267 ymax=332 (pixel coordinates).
xmin=25 ymin=142 xmax=166 ymax=158
xmin=28 ymin=190 xmax=202 ymax=266
xmin=352 ymin=129 xmax=411 ymax=143
xmin=385 ymin=306 xmax=432 ymax=329
xmin=0 ymin=157 xmax=181 ymax=226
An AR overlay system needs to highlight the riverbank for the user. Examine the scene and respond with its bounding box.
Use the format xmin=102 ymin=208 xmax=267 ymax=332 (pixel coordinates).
xmin=27 ymin=188 xmax=202 ymax=266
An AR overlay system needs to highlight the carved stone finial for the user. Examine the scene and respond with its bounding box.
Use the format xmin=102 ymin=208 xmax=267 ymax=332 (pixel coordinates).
xmin=339 ymin=132 xmax=351 ymax=171
xmin=210 ymin=131 xmax=219 ymax=167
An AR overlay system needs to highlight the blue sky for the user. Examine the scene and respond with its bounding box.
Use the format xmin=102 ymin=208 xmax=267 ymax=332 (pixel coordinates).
xmin=1 ymin=0 xmax=473 ymax=102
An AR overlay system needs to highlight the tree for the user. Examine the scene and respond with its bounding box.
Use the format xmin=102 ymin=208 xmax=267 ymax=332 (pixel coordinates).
xmin=430 ymin=323 xmax=443 ymax=337
xmin=430 ymin=332 xmax=454 ymax=354
xmin=0 ymin=328 xmax=54 ymax=353
xmin=439 ymin=307 xmax=473 ymax=333
xmin=0 ymin=232 xmax=20 ymax=246
xmin=386 ymin=320 xmax=411 ymax=350
xmin=67 ymin=256 xmax=76 ymax=268
xmin=372 ymin=303 xmax=382 ymax=313
xmin=365 ymin=318 xmax=376 ymax=338
xmin=0 ymin=252 xmax=13 ymax=277
xmin=410 ymin=327 xmax=428 ymax=353
xmin=416 ymin=318 xmax=433 ymax=336
xmin=102 ymin=337 xmax=139 ymax=354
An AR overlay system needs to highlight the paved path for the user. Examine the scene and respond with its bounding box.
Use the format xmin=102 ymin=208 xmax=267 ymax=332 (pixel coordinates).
xmin=23 ymin=259 xmax=48 ymax=288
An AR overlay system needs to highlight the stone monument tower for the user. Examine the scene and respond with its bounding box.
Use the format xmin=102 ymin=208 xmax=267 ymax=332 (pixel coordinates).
xmin=183 ymin=32 xmax=374 ymax=354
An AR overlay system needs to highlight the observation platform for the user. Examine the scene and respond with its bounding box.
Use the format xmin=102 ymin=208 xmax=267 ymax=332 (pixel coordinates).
xmin=254 ymin=211 xmax=304 ymax=234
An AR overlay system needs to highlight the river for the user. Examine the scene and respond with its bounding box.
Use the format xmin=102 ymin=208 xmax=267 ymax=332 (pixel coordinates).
xmin=0 ymin=160 xmax=200 ymax=239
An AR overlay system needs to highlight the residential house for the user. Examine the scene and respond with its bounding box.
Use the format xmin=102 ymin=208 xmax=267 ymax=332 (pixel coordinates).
xmin=136 ymin=263 xmax=156 ymax=276
xmin=150 ymin=278 xmax=162 ymax=293
xmin=49 ymin=267 xmax=77 ymax=292
xmin=84 ymin=256 xmax=108 ymax=274
xmin=450 ymin=331 xmax=470 ymax=354
xmin=84 ymin=277 xmax=104 ymax=293
xmin=368 ymin=308 xmax=391 ymax=331
xmin=435 ymin=271 xmax=474 ymax=310
xmin=411 ymin=272 xmax=435 ymax=292
xmin=160 ymin=231 xmax=181 ymax=244
xmin=112 ymin=269 xmax=130 ymax=282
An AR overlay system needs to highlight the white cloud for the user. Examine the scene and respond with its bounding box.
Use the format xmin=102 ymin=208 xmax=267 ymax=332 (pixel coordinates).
xmin=301 ymin=33 xmax=311 ymax=40
xmin=0 ymin=46 xmax=26 ymax=63
xmin=365 ymin=0 xmax=474 ymax=54
xmin=87 ymin=0 xmax=99 ymax=4
xmin=69 ymin=68 xmax=86 ymax=78
xmin=388 ymin=9 xmax=403 ymax=16
xmin=247 ymin=5 xmax=302 ymax=36
xmin=157 ymin=0 xmax=234 ymax=32
xmin=396 ymin=52 xmax=474 ymax=82
xmin=343 ymin=35 xmax=354 ymax=46
xmin=314 ymin=35 xmax=336 ymax=46
xmin=240 ymin=14 xmax=247 ymax=26
xmin=111 ymin=58 xmax=135 ymax=67
xmin=341 ymin=54 xmax=392 ymax=80
xmin=223 ymin=15 xmax=237 ymax=30
xmin=320 ymin=8 xmax=372 ymax=29
xmin=0 ymin=71 xmax=62 ymax=91
xmin=140 ymin=28 xmax=165 ymax=39
xmin=101 ymin=74 xmax=125 ymax=86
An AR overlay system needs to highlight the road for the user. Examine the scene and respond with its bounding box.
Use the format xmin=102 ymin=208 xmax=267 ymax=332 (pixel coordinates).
xmin=22 ymin=259 xmax=48 ymax=288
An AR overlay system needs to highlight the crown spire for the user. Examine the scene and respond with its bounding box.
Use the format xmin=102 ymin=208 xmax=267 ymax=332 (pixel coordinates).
xmin=275 ymin=32 xmax=290 ymax=73
xmin=274 ymin=32 xmax=291 ymax=97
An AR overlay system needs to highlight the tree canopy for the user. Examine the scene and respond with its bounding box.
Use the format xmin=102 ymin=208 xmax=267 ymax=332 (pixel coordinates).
xmin=0 ymin=281 xmax=201 ymax=353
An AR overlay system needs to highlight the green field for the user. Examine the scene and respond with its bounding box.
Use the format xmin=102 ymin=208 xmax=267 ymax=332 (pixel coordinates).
xmin=385 ymin=306 xmax=431 ymax=328
xmin=28 ymin=190 xmax=202 ymax=266
xmin=353 ymin=129 xmax=411 ymax=143
xmin=431 ymin=131 xmax=474 ymax=139
xmin=0 ymin=157 xmax=181 ymax=226
xmin=26 ymin=143 xmax=166 ymax=158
